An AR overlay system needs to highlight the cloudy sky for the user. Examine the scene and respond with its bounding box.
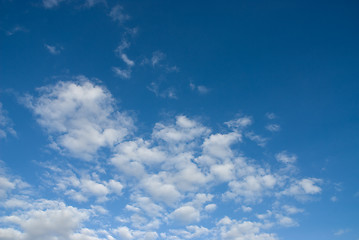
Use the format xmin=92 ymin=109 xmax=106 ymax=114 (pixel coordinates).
xmin=1 ymin=0 xmax=359 ymax=239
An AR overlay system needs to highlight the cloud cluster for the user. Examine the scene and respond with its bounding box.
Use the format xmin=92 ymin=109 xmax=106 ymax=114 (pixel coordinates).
xmin=2 ymin=79 xmax=325 ymax=239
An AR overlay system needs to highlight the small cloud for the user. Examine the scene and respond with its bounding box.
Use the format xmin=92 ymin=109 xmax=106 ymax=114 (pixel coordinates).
xmin=266 ymin=124 xmax=280 ymax=132
xmin=112 ymin=67 xmax=131 ymax=79
xmin=84 ymin=0 xmax=105 ymax=7
xmin=43 ymin=0 xmax=64 ymax=8
xmin=151 ymin=51 xmax=165 ymax=67
xmin=245 ymin=131 xmax=267 ymax=147
xmin=148 ymin=82 xmax=177 ymax=99
xmin=44 ymin=44 xmax=62 ymax=55
xmin=241 ymin=206 xmax=252 ymax=212
xmin=334 ymin=229 xmax=350 ymax=236
xmin=266 ymin=112 xmax=277 ymax=119
xmin=120 ymin=54 xmax=135 ymax=67
xmin=330 ymin=196 xmax=338 ymax=202
xmin=190 ymin=82 xmax=210 ymax=95
xmin=109 ymin=5 xmax=130 ymax=24
xmin=6 ymin=26 xmax=28 ymax=36
xmin=275 ymin=151 xmax=297 ymax=164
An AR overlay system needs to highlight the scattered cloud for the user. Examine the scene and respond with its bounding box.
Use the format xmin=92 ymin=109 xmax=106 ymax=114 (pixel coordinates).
xmin=5 ymin=26 xmax=28 ymax=36
xmin=334 ymin=228 xmax=350 ymax=236
xmin=7 ymin=79 xmax=327 ymax=240
xmin=275 ymin=151 xmax=297 ymax=164
xmin=112 ymin=67 xmax=131 ymax=79
xmin=42 ymin=0 xmax=65 ymax=9
xmin=109 ymin=5 xmax=130 ymax=24
xmin=266 ymin=113 xmax=277 ymax=120
xmin=0 ymin=102 xmax=16 ymax=138
xmin=266 ymin=124 xmax=280 ymax=132
xmin=44 ymin=44 xmax=63 ymax=55
xmin=190 ymin=82 xmax=210 ymax=95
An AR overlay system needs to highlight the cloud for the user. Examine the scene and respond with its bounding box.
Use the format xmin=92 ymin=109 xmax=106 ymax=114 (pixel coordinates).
xmin=6 ymin=26 xmax=28 ymax=36
xmin=266 ymin=124 xmax=280 ymax=132
xmin=121 ymin=54 xmax=135 ymax=67
xmin=44 ymin=44 xmax=62 ymax=55
xmin=266 ymin=113 xmax=277 ymax=120
xmin=109 ymin=5 xmax=130 ymax=24
xmin=170 ymin=205 xmax=200 ymax=225
xmin=275 ymin=151 xmax=297 ymax=164
xmin=112 ymin=67 xmax=131 ymax=79
xmin=25 ymin=77 xmax=134 ymax=160
xmin=0 ymin=102 xmax=16 ymax=138
xmin=281 ymin=178 xmax=322 ymax=199
xmin=9 ymin=79 xmax=328 ymax=239
xmin=43 ymin=0 xmax=65 ymax=9
xmin=334 ymin=228 xmax=350 ymax=236
xmin=217 ymin=217 xmax=278 ymax=240
xmin=245 ymin=131 xmax=267 ymax=147
xmin=190 ymin=82 xmax=210 ymax=95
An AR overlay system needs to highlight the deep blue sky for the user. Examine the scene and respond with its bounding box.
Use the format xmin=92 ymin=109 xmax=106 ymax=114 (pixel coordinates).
xmin=1 ymin=0 xmax=359 ymax=239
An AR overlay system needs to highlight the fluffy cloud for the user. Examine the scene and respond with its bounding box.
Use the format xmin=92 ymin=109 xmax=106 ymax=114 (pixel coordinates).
xmin=11 ymin=79 xmax=328 ymax=240
xmin=26 ymin=77 xmax=134 ymax=160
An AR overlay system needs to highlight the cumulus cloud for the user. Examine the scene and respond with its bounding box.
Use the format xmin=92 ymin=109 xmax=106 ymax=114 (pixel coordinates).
xmin=7 ymin=79 xmax=328 ymax=239
xmin=25 ymin=77 xmax=134 ymax=160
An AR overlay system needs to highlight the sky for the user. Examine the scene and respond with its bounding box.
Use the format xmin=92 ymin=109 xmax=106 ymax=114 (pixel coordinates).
xmin=1 ymin=0 xmax=359 ymax=239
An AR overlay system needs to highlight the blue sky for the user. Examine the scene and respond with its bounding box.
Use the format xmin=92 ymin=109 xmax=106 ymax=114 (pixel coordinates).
xmin=1 ymin=0 xmax=359 ymax=239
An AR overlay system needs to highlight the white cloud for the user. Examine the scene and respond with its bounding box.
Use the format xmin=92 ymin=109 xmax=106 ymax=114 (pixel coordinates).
xmin=282 ymin=205 xmax=303 ymax=214
xmin=242 ymin=206 xmax=252 ymax=212
xmin=170 ymin=205 xmax=200 ymax=225
xmin=25 ymin=78 xmax=134 ymax=160
xmin=109 ymin=5 xmax=130 ymax=24
xmin=121 ymin=54 xmax=135 ymax=67
xmin=275 ymin=214 xmax=298 ymax=227
xmin=1 ymin=200 xmax=90 ymax=240
xmin=142 ymin=174 xmax=181 ymax=206
xmin=151 ymin=51 xmax=165 ymax=67
xmin=6 ymin=26 xmax=28 ymax=36
xmin=225 ymin=116 xmax=252 ymax=129
xmin=112 ymin=67 xmax=131 ymax=79
xmin=245 ymin=131 xmax=267 ymax=147
xmin=227 ymin=175 xmax=277 ymax=202
xmin=205 ymin=203 xmax=217 ymax=212
xmin=44 ymin=44 xmax=62 ymax=55
xmin=43 ymin=0 xmax=64 ymax=8
xmin=190 ymin=83 xmax=210 ymax=95
xmin=334 ymin=228 xmax=350 ymax=236
xmin=281 ymin=178 xmax=322 ymax=199
xmin=0 ymin=103 xmax=16 ymax=138
xmin=265 ymin=113 xmax=276 ymax=120
xmin=217 ymin=217 xmax=278 ymax=240
xmin=275 ymin=151 xmax=297 ymax=164
xmin=266 ymin=124 xmax=280 ymax=132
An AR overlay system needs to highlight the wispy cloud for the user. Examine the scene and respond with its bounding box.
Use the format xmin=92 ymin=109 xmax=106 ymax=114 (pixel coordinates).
xmin=42 ymin=0 xmax=65 ymax=9
xmin=6 ymin=26 xmax=28 ymax=36
xmin=109 ymin=5 xmax=130 ymax=24
xmin=190 ymin=82 xmax=210 ymax=95
xmin=112 ymin=67 xmax=131 ymax=79
xmin=0 ymin=102 xmax=16 ymax=138
xmin=334 ymin=228 xmax=350 ymax=236
xmin=266 ymin=123 xmax=280 ymax=132
xmin=44 ymin=44 xmax=63 ymax=55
